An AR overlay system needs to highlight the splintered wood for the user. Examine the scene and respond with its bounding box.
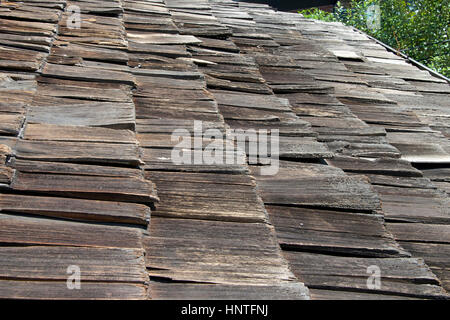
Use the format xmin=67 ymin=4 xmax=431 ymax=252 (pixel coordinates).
xmin=127 ymin=0 xmax=308 ymax=299
xmin=205 ymin=0 xmax=449 ymax=299
xmin=0 ymin=0 xmax=155 ymax=300
xmin=0 ymin=0 xmax=449 ymax=300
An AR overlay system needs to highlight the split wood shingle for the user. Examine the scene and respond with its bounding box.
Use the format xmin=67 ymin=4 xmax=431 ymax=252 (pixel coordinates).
xmin=0 ymin=0 xmax=448 ymax=300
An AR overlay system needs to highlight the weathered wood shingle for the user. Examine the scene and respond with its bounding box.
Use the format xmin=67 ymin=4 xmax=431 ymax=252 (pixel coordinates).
xmin=0 ymin=0 xmax=448 ymax=300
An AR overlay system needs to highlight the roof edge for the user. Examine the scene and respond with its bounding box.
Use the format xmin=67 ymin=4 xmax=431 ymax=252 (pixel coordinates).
xmin=351 ymin=26 xmax=450 ymax=84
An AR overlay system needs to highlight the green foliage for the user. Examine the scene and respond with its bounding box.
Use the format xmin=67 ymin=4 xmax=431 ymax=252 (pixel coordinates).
xmin=300 ymin=0 xmax=450 ymax=77
xmin=297 ymin=7 xmax=338 ymax=22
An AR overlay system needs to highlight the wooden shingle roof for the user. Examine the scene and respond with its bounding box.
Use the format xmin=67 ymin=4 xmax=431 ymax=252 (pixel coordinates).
xmin=0 ymin=0 xmax=448 ymax=299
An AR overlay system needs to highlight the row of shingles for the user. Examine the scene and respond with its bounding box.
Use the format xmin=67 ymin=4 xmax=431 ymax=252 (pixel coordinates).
xmin=136 ymin=0 xmax=308 ymax=300
xmin=280 ymin=12 xmax=450 ymax=297
xmin=331 ymin=24 xmax=450 ymax=195
xmin=123 ymin=0 xmax=309 ymax=299
xmin=0 ymin=0 xmax=60 ymax=255
xmin=0 ymin=0 xmax=156 ymax=299
xmin=301 ymin=19 xmax=450 ymax=293
xmin=292 ymin=12 xmax=450 ymax=268
xmin=0 ymin=0 xmax=59 ymax=213
xmin=224 ymin=1 xmax=448 ymax=299
xmin=211 ymin=0 xmax=414 ymax=299
xmin=301 ymin=21 xmax=450 ymax=163
xmin=338 ymin=27 xmax=450 ymax=141
xmin=206 ymin=0 xmax=410 ymax=300
xmin=280 ymin=9 xmax=450 ymax=298
xmin=197 ymin=1 xmax=331 ymax=161
xmin=168 ymin=0 xmax=325 ymax=300
xmin=0 ymin=0 xmax=62 ymax=180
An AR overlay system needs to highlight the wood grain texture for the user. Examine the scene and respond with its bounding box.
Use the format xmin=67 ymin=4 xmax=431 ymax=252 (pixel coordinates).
xmin=0 ymin=246 xmax=147 ymax=283
xmin=1 ymin=0 xmax=447 ymax=301
xmin=14 ymin=140 xmax=144 ymax=166
xmin=24 ymin=123 xmax=137 ymax=144
xmin=0 ymin=280 xmax=147 ymax=300
xmin=0 ymin=165 xmax=14 ymax=185
xmin=150 ymin=281 xmax=308 ymax=300
xmin=266 ymin=205 xmax=408 ymax=257
xmin=387 ymin=223 xmax=450 ymax=244
xmin=128 ymin=33 xmax=201 ymax=45
xmin=145 ymin=217 xmax=299 ymax=285
xmin=0 ymin=213 xmax=143 ymax=249
xmin=374 ymin=185 xmax=449 ymax=224
xmin=0 ymin=193 xmax=150 ymax=225
xmin=284 ymin=251 xmax=446 ymax=298
xmin=327 ymin=156 xmax=423 ymax=177
xmin=0 ymin=113 xmax=24 ymax=136
xmin=11 ymin=171 xmax=158 ymax=204
xmin=251 ymin=162 xmax=381 ymax=212
xmin=28 ymin=102 xmax=136 ymax=130
xmin=142 ymin=147 xmax=248 ymax=174
xmin=148 ymin=171 xmax=266 ymax=223
xmin=309 ymin=289 xmax=420 ymax=300
xmin=12 ymin=159 xmax=144 ymax=178
xmin=41 ymin=63 xmax=135 ymax=86
xmin=35 ymin=82 xmax=132 ymax=103
xmin=399 ymin=242 xmax=450 ymax=292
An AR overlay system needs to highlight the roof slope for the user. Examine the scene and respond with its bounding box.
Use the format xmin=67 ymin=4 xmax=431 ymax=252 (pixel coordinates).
xmin=0 ymin=0 xmax=448 ymax=299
